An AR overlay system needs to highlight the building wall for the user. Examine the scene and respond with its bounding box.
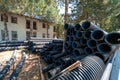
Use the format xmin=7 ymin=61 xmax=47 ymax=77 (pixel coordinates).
xmin=0 ymin=12 xmax=53 ymax=41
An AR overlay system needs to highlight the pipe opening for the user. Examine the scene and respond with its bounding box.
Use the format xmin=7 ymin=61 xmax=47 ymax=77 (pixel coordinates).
xmin=81 ymin=21 xmax=90 ymax=30
xmin=87 ymin=40 xmax=97 ymax=48
xmin=91 ymin=30 xmax=104 ymax=40
xmin=70 ymin=36 xmax=74 ymax=41
xmin=84 ymin=30 xmax=92 ymax=39
xmin=84 ymin=47 xmax=93 ymax=54
xmin=64 ymin=23 xmax=68 ymax=30
xmin=72 ymin=42 xmax=77 ymax=48
xmin=97 ymin=43 xmax=112 ymax=53
xmin=80 ymin=38 xmax=87 ymax=45
xmin=73 ymin=49 xmax=80 ymax=56
xmin=72 ymin=30 xmax=76 ymax=35
xmin=105 ymin=32 xmax=120 ymax=44
xmin=76 ymin=31 xmax=83 ymax=38
xmin=74 ymin=24 xmax=81 ymax=31
xmin=94 ymin=52 xmax=105 ymax=61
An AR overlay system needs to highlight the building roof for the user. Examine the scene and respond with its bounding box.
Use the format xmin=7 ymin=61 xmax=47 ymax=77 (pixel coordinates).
xmin=1 ymin=11 xmax=53 ymax=24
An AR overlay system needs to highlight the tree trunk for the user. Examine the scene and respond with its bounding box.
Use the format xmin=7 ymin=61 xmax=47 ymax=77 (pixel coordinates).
xmin=3 ymin=13 xmax=9 ymax=41
xmin=64 ymin=0 xmax=69 ymax=24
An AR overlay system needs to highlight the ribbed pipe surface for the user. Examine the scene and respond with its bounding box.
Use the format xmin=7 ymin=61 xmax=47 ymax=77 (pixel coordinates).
xmin=56 ymin=56 xmax=105 ymax=80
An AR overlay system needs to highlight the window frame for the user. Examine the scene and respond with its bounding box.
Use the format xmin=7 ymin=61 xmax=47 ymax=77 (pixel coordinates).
xmin=26 ymin=20 xmax=30 ymax=29
xmin=26 ymin=31 xmax=30 ymax=40
xmin=33 ymin=21 xmax=37 ymax=30
xmin=11 ymin=16 xmax=17 ymax=23
xmin=11 ymin=31 xmax=18 ymax=41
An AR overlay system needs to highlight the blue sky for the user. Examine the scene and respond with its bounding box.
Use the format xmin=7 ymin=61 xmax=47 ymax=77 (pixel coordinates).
xmin=58 ymin=4 xmax=72 ymax=14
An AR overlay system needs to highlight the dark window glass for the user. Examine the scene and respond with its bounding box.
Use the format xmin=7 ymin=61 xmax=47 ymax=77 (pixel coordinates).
xmin=11 ymin=16 xmax=17 ymax=23
xmin=26 ymin=20 xmax=30 ymax=29
xmin=1 ymin=30 xmax=5 ymax=41
xmin=33 ymin=21 xmax=37 ymax=30
xmin=11 ymin=31 xmax=17 ymax=41
xmin=1 ymin=14 xmax=8 ymax=22
xmin=33 ymin=32 xmax=37 ymax=37
xmin=42 ymin=23 xmax=46 ymax=28
xmin=42 ymin=33 xmax=45 ymax=38
xmin=26 ymin=31 xmax=30 ymax=40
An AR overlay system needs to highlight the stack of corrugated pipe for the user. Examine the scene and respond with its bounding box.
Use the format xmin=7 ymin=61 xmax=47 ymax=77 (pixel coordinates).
xmin=46 ymin=21 xmax=120 ymax=80
xmin=39 ymin=40 xmax=64 ymax=64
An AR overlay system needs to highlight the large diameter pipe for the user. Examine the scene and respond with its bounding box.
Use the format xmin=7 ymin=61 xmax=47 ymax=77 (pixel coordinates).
xmin=83 ymin=30 xmax=92 ymax=39
xmin=72 ymin=41 xmax=84 ymax=48
xmin=64 ymin=23 xmax=73 ymax=30
xmin=69 ymin=36 xmax=78 ymax=42
xmin=56 ymin=56 xmax=105 ymax=80
xmin=97 ymin=43 xmax=112 ymax=53
xmin=73 ymin=48 xmax=84 ymax=56
xmin=42 ymin=63 xmax=56 ymax=73
xmin=74 ymin=24 xmax=82 ymax=31
xmin=91 ymin=30 xmax=107 ymax=41
xmin=48 ymin=66 xmax=63 ymax=78
xmin=75 ymin=31 xmax=83 ymax=39
xmin=105 ymin=32 xmax=120 ymax=45
xmin=84 ymin=47 xmax=93 ymax=54
xmin=79 ymin=38 xmax=87 ymax=46
xmin=87 ymin=39 xmax=97 ymax=48
xmin=81 ymin=21 xmax=102 ymax=30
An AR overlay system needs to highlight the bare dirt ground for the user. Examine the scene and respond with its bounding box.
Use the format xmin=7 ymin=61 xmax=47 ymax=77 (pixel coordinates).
xmin=0 ymin=50 xmax=45 ymax=80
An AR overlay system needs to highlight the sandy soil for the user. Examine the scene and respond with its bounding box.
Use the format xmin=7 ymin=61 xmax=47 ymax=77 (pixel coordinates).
xmin=0 ymin=50 xmax=43 ymax=80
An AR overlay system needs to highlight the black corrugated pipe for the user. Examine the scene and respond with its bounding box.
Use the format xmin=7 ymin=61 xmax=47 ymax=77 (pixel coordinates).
xmin=56 ymin=56 xmax=105 ymax=80
xmin=74 ymin=24 xmax=82 ymax=31
xmin=84 ymin=47 xmax=93 ymax=54
xmin=51 ymin=52 xmax=66 ymax=62
xmin=93 ymin=52 xmax=109 ymax=62
xmin=58 ymin=57 xmax=73 ymax=67
xmin=64 ymin=23 xmax=69 ymax=30
xmin=75 ymin=31 xmax=83 ymax=39
xmin=69 ymin=36 xmax=78 ymax=41
xmin=83 ymin=30 xmax=92 ymax=39
xmin=66 ymin=36 xmax=70 ymax=41
xmin=87 ymin=39 xmax=97 ymax=48
xmin=73 ymin=48 xmax=84 ymax=56
xmin=81 ymin=21 xmax=102 ymax=30
xmin=72 ymin=41 xmax=85 ymax=48
xmin=48 ymin=65 xmax=64 ymax=78
xmin=42 ymin=63 xmax=56 ymax=73
xmin=64 ymin=42 xmax=71 ymax=49
xmin=105 ymin=32 xmax=120 ymax=45
xmin=97 ymin=43 xmax=112 ymax=53
xmin=91 ymin=30 xmax=107 ymax=41
xmin=79 ymin=38 xmax=87 ymax=46
xmin=71 ymin=30 xmax=76 ymax=35
xmin=48 ymin=51 xmax=62 ymax=55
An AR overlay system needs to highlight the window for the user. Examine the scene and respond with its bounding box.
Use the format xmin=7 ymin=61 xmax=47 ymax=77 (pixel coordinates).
xmin=42 ymin=33 xmax=45 ymax=38
xmin=1 ymin=30 xmax=5 ymax=41
xmin=26 ymin=20 xmax=30 ymax=29
xmin=11 ymin=16 xmax=17 ymax=23
xmin=1 ymin=14 xmax=8 ymax=22
xmin=47 ymin=34 xmax=50 ymax=38
xmin=33 ymin=32 xmax=37 ymax=37
xmin=33 ymin=21 xmax=37 ymax=30
xmin=26 ymin=31 xmax=30 ymax=40
xmin=11 ymin=31 xmax=17 ymax=41
xmin=42 ymin=23 xmax=46 ymax=28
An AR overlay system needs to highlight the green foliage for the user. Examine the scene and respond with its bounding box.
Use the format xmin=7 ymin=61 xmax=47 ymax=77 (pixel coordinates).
xmin=58 ymin=0 xmax=120 ymax=32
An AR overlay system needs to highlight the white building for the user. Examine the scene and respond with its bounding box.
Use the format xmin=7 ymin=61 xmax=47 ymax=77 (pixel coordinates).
xmin=0 ymin=12 xmax=54 ymax=41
